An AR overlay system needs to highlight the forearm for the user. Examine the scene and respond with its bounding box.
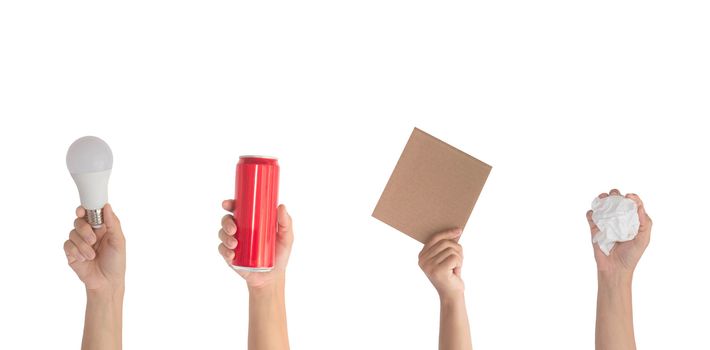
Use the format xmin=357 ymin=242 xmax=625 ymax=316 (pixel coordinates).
xmin=596 ymin=272 xmax=635 ymax=350
xmin=439 ymin=293 xmax=472 ymax=350
xmin=248 ymin=278 xmax=289 ymax=350
xmin=82 ymin=286 xmax=124 ymax=350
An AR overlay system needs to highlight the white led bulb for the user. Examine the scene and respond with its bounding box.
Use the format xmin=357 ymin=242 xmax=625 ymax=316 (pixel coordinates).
xmin=66 ymin=136 xmax=113 ymax=227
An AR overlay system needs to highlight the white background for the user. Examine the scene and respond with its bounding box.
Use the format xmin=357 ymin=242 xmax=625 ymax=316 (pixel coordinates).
xmin=1 ymin=1 xmax=709 ymax=349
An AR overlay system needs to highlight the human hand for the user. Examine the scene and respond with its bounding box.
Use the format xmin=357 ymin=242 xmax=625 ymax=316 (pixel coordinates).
xmin=63 ymin=204 xmax=126 ymax=293
xmin=418 ymin=228 xmax=465 ymax=300
xmin=218 ymin=200 xmax=294 ymax=290
xmin=586 ymin=189 xmax=652 ymax=279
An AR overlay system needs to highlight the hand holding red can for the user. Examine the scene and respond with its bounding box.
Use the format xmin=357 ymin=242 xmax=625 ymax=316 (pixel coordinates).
xmin=217 ymin=156 xmax=294 ymax=287
xmin=218 ymin=201 xmax=294 ymax=287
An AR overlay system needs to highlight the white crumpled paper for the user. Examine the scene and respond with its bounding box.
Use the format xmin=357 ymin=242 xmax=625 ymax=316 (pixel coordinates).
xmin=591 ymin=195 xmax=640 ymax=256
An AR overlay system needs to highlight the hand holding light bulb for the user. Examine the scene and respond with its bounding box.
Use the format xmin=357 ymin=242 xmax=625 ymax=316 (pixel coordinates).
xmin=64 ymin=204 xmax=126 ymax=291
xmin=64 ymin=136 xmax=125 ymax=291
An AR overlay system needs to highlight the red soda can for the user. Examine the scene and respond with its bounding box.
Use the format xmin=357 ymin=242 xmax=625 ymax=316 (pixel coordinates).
xmin=232 ymin=156 xmax=280 ymax=272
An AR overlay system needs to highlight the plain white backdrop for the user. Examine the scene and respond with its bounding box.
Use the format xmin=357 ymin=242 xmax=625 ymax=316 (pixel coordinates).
xmin=1 ymin=1 xmax=709 ymax=349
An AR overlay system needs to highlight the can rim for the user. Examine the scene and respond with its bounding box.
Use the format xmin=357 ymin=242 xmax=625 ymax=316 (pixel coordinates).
xmin=239 ymin=155 xmax=278 ymax=160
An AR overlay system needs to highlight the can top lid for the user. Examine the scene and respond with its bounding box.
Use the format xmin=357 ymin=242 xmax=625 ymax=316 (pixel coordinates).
xmin=240 ymin=155 xmax=278 ymax=160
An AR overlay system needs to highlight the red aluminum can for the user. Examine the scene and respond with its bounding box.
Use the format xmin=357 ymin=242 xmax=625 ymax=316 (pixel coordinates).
xmin=232 ymin=156 xmax=280 ymax=272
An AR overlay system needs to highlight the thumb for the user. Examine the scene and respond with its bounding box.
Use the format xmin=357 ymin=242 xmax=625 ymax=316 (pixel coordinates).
xmin=102 ymin=204 xmax=125 ymax=248
xmin=103 ymin=203 xmax=121 ymax=230
xmin=277 ymin=204 xmax=293 ymax=243
xmin=425 ymin=228 xmax=463 ymax=248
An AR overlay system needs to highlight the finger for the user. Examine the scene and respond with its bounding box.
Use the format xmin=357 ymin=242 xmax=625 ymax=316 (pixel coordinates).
xmin=586 ymin=210 xmax=600 ymax=236
xmin=625 ymin=193 xmax=644 ymax=209
xmin=222 ymin=200 xmax=235 ymax=212
xmin=609 ymin=188 xmax=621 ymax=196
xmin=103 ymin=203 xmax=122 ymax=231
xmin=626 ymin=193 xmax=651 ymax=227
xmin=64 ymin=240 xmax=86 ymax=263
xmin=76 ymin=206 xmax=85 ymax=218
xmin=93 ymin=224 xmax=108 ymax=245
xmin=277 ymin=204 xmax=292 ymax=234
xmin=598 ymin=193 xmax=609 ymax=199
xmin=422 ymin=228 xmax=463 ymax=252
xmin=75 ymin=213 xmax=108 ymax=244
xmin=221 ymin=214 xmax=236 ymax=235
xmin=442 ymin=254 xmax=463 ymax=271
xmin=432 ymin=247 xmax=462 ymax=265
xmin=421 ymin=240 xmax=462 ymax=262
xmin=277 ymin=204 xmax=294 ymax=244
xmin=219 ymin=228 xmax=238 ymax=248
xmin=420 ymin=229 xmax=462 ymax=258
xmin=218 ymin=243 xmax=235 ymax=264
xmin=73 ymin=218 xmax=97 ymax=245
xmin=69 ymin=230 xmax=96 ymax=260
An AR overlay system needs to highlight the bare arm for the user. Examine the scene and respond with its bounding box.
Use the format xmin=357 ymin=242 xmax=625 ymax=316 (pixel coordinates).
xmin=83 ymin=287 xmax=124 ymax=349
xmin=586 ymin=189 xmax=651 ymax=350
xmin=596 ymin=272 xmax=634 ymax=350
xmin=64 ymin=204 xmax=126 ymax=350
xmin=248 ymin=281 xmax=289 ymax=349
xmin=218 ymin=200 xmax=293 ymax=350
xmin=439 ymin=293 xmax=472 ymax=350
xmin=419 ymin=229 xmax=473 ymax=350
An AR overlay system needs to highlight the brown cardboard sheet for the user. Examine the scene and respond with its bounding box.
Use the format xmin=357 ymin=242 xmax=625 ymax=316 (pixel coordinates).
xmin=372 ymin=127 xmax=492 ymax=243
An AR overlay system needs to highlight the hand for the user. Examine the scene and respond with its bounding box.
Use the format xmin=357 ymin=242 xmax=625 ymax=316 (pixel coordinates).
xmin=418 ymin=228 xmax=465 ymax=300
xmin=63 ymin=204 xmax=126 ymax=292
xmin=586 ymin=189 xmax=652 ymax=277
xmin=218 ymin=200 xmax=294 ymax=290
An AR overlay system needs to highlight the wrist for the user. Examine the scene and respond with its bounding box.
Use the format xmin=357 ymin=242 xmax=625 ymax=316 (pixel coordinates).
xmin=438 ymin=290 xmax=465 ymax=305
xmin=86 ymin=283 xmax=125 ymax=302
xmin=598 ymin=270 xmax=633 ymax=291
xmin=247 ymin=275 xmax=285 ymax=296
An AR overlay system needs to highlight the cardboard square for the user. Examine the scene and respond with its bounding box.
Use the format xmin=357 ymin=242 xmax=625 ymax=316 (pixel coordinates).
xmin=372 ymin=127 xmax=492 ymax=243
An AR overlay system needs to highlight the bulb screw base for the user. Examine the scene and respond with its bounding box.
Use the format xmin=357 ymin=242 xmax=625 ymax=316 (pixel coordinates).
xmin=86 ymin=208 xmax=103 ymax=228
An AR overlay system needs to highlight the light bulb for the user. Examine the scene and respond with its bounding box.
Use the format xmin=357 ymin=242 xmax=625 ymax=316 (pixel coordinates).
xmin=66 ymin=136 xmax=113 ymax=228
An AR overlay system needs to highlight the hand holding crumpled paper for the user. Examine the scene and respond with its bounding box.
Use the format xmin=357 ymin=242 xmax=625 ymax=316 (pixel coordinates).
xmin=590 ymin=195 xmax=640 ymax=255
xmin=586 ymin=189 xmax=652 ymax=274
